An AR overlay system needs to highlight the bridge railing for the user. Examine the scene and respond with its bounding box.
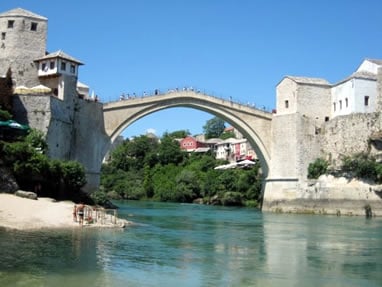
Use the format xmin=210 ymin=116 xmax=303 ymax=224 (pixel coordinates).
xmin=106 ymin=87 xmax=273 ymax=113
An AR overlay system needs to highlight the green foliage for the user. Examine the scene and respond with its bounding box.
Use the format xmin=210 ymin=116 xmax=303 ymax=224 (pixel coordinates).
xmin=1 ymin=130 xmax=87 ymax=195
xmin=13 ymin=151 xmax=50 ymax=177
xmin=166 ymin=130 xmax=190 ymax=139
xmin=341 ymin=153 xmax=379 ymax=181
xmin=308 ymin=158 xmax=329 ymax=179
xmin=221 ymin=191 xmax=243 ymax=206
xmin=203 ymin=117 xmax=225 ymax=139
xmin=157 ymin=135 xmax=185 ymax=165
xmin=175 ymin=170 xmax=200 ymax=201
xmin=307 ymin=153 xmax=382 ymax=184
xmin=243 ymin=200 xmax=259 ymax=208
xmin=25 ymin=129 xmax=48 ymax=153
xmin=60 ymin=160 xmax=87 ymax=191
xmin=375 ymin=164 xmax=382 ymax=183
xmin=90 ymin=190 xmax=110 ymax=206
xmin=110 ymin=135 xmax=159 ymax=171
xmin=220 ymin=130 xmax=235 ymax=140
xmin=101 ymin=130 xmax=263 ymax=207
xmin=151 ymin=164 xmax=179 ymax=201
xmin=0 ymin=108 xmax=12 ymax=121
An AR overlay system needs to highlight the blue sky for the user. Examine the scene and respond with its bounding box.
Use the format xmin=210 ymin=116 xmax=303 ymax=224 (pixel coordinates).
xmin=3 ymin=1 xmax=382 ymax=138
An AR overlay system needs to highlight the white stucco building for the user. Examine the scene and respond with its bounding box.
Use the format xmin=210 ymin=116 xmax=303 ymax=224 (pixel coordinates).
xmin=331 ymin=59 xmax=382 ymax=117
xmin=276 ymin=58 xmax=382 ymax=122
xmin=215 ymin=138 xmax=253 ymax=162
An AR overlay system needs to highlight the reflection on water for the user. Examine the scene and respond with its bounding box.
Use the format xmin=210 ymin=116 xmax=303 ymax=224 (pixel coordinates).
xmin=1 ymin=201 xmax=382 ymax=287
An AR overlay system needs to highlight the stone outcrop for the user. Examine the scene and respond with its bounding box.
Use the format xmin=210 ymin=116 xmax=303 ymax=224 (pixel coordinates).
xmin=0 ymin=165 xmax=19 ymax=193
xmin=263 ymin=175 xmax=382 ymax=216
xmin=15 ymin=190 xmax=38 ymax=200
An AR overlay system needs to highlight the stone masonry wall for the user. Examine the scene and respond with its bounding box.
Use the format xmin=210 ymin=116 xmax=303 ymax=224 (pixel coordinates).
xmin=319 ymin=112 xmax=382 ymax=167
xmin=263 ymin=68 xmax=382 ymax=215
xmin=269 ymin=113 xmax=298 ymax=179
xmin=296 ymin=84 xmax=331 ymax=123
xmin=13 ymin=93 xmax=110 ymax=192
xmin=71 ymin=99 xmax=111 ymax=191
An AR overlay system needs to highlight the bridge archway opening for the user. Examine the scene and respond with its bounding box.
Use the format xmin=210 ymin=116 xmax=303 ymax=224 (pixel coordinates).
xmin=106 ymin=100 xmax=270 ymax=177
xmin=121 ymin=107 xmax=211 ymax=139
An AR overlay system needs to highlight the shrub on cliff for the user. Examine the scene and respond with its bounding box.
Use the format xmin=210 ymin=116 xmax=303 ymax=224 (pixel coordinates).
xmin=308 ymin=158 xmax=329 ymax=179
xmin=341 ymin=153 xmax=380 ymax=182
xmin=1 ymin=128 xmax=87 ymax=196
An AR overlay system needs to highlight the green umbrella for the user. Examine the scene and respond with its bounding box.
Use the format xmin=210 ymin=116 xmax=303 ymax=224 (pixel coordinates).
xmin=0 ymin=120 xmax=30 ymax=130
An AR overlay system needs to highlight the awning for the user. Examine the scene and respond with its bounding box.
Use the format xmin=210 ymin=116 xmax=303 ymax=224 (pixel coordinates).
xmin=0 ymin=120 xmax=30 ymax=130
xmin=31 ymin=84 xmax=51 ymax=94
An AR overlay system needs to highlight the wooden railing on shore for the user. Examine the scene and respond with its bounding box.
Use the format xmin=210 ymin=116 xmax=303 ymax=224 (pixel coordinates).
xmin=84 ymin=206 xmax=118 ymax=225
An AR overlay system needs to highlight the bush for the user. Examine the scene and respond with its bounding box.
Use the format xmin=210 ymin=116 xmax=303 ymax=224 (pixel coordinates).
xmin=0 ymin=108 xmax=12 ymax=121
xmin=341 ymin=153 xmax=377 ymax=180
xmin=375 ymin=164 xmax=382 ymax=183
xmin=243 ymin=200 xmax=259 ymax=208
xmin=308 ymin=158 xmax=329 ymax=179
xmin=91 ymin=190 xmax=109 ymax=206
xmin=61 ymin=161 xmax=87 ymax=191
xmin=221 ymin=192 xmax=243 ymax=206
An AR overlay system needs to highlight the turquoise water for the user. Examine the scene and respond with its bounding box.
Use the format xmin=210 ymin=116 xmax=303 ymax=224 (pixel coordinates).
xmin=1 ymin=201 xmax=382 ymax=287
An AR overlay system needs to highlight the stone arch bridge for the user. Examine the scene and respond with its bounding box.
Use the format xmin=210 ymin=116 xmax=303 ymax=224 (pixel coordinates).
xmin=102 ymin=90 xmax=273 ymax=175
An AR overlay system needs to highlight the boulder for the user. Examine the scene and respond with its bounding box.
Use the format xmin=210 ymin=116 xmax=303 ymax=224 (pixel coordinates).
xmin=15 ymin=190 xmax=38 ymax=200
xmin=0 ymin=166 xmax=19 ymax=193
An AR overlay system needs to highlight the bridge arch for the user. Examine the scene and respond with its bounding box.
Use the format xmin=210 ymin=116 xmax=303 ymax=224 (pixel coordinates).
xmin=103 ymin=91 xmax=273 ymax=176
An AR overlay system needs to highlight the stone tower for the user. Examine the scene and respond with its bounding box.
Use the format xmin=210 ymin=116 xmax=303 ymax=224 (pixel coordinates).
xmin=0 ymin=8 xmax=47 ymax=87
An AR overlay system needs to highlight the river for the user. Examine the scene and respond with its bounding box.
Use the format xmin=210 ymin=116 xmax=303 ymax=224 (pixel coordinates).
xmin=0 ymin=200 xmax=381 ymax=287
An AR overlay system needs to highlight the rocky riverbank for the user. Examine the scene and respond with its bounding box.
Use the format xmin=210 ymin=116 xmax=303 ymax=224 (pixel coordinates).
xmin=262 ymin=175 xmax=382 ymax=216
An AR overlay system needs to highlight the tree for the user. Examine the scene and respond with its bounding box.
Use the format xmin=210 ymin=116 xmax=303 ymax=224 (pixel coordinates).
xmin=203 ymin=117 xmax=225 ymax=139
xmin=1 ymin=128 xmax=87 ymax=196
xmin=167 ymin=130 xmax=190 ymax=139
xmin=157 ymin=135 xmax=185 ymax=165
xmin=110 ymin=136 xmax=159 ymax=171
xmin=60 ymin=160 xmax=87 ymax=191
xmin=100 ymin=128 xmax=264 ymax=207
xmin=220 ymin=130 xmax=235 ymax=140
xmin=25 ymin=129 xmax=48 ymax=154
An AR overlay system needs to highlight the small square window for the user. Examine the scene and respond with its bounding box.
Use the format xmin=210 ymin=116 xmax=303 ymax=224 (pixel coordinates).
xmin=41 ymin=63 xmax=47 ymax=71
xmin=1 ymin=32 xmax=5 ymax=40
xmin=70 ymin=64 xmax=76 ymax=74
xmin=31 ymin=22 xmax=38 ymax=31
xmin=285 ymin=100 xmax=289 ymax=108
xmin=364 ymin=96 xmax=369 ymax=106
xmin=7 ymin=20 xmax=14 ymax=28
xmin=61 ymin=62 xmax=66 ymax=71
xmin=50 ymin=61 xmax=55 ymax=69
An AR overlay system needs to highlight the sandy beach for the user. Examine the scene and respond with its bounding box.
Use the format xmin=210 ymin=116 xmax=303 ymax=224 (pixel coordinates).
xmin=0 ymin=193 xmax=128 ymax=230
